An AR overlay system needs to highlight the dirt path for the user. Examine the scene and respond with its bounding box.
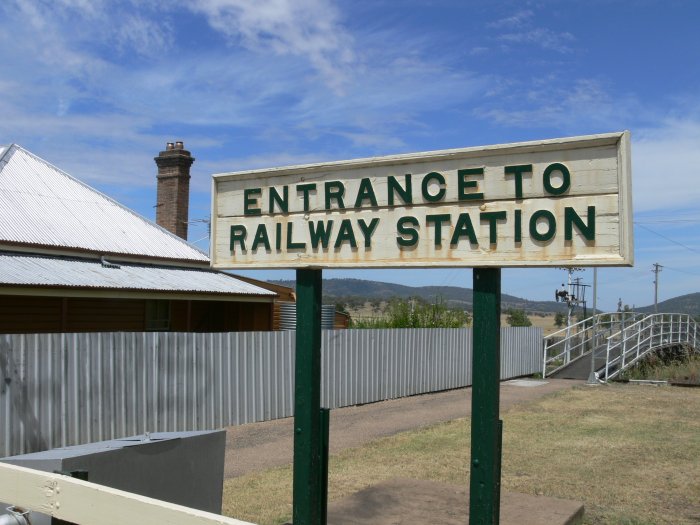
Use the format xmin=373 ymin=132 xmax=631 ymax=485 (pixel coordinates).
xmin=224 ymin=378 xmax=580 ymax=478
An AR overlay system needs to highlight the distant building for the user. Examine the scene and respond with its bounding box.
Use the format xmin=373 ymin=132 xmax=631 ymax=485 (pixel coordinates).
xmin=0 ymin=143 xmax=279 ymax=333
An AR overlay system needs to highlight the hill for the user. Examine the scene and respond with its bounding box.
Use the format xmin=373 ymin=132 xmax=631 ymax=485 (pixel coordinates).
xmin=637 ymin=292 xmax=700 ymax=316
xmin=273 ymin=278 xmax=569 ymax=314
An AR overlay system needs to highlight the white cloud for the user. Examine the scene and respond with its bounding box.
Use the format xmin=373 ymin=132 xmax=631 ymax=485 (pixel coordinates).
xmin=0 ymin=0 xmax=493 ymax=183
xmin=487 ymin=10 xmax=534 ymax=29
xmin=113 ymin=14 xmax=173 ymax=57
xmin=499 ymin=28 xmax=575 ymax=54
xmin=189 ymin=0 xmax=355 ymax=92
xmin=632 ymin=119 xmax=700 ymax=213
xmin=485 ymin=8 xmax=575 ymax=54
xmin=474 ymin=77 xmax=628 ymax=130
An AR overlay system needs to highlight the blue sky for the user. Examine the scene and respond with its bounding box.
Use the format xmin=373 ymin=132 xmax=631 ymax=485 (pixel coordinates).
xmin=2 ymin=0 xmax=699 ymax=311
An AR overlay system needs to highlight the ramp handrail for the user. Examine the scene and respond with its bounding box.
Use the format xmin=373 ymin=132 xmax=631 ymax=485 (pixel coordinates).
xmin=604 ymin=313 xmax=698 ymax=381
xmin=543 ymin=311 xmax=699 ymax=380
xmin=542 ymin=312 xmax=644 ymax=377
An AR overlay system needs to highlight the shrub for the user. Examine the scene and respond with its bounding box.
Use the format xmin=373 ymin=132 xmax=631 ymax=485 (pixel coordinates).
xmin=506 ymin=308 xmax=532 ymax=327
xmin=350 ymin=296 xmax=471 ymax=328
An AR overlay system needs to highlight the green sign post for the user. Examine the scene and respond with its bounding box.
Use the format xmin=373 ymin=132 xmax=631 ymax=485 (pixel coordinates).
xmin=293 ymin=269 xmax=325 ymax=524
xmin=469 ymin=268 xmax=502 ymax=524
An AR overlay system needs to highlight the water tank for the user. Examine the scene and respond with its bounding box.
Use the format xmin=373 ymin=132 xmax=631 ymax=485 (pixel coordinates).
xmin=278 ymin=302 xmax=336 ymax=330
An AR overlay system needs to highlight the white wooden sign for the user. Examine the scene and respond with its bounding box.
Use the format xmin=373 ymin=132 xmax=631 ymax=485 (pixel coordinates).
xmin=211 ymin=132 xmax=632 ymax=269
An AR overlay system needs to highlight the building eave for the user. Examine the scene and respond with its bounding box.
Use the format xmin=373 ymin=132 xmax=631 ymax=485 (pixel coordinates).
xmin=0 ymin=285 xmax=275 ymax=303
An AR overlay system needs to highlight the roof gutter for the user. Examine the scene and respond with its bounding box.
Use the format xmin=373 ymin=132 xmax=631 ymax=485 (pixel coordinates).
xmin=0 ymin=243 xmax=211 ymax=269
xmin=0 ymin=285 xmax=275 ymax=303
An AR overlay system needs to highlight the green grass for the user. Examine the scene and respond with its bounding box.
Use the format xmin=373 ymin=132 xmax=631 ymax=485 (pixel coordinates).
xmin=621 ymin=352 xmax=700 ymax=384
xmin=222 ymin=384 xmax=700 ymax=525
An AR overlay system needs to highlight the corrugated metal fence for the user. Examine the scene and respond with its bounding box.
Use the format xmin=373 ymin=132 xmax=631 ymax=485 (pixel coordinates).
xmin=0 ymin=327 xmax=542 ymax=457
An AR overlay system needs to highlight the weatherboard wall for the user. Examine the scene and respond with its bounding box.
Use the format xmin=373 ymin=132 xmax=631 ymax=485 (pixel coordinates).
xmin=0 ymin=295 xmax=273 ymax=333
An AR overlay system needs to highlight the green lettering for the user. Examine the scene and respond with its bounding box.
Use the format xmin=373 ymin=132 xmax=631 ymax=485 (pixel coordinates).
xmin=457 ymin=168 xmax=484 ymax=201
xmin=358 ymin=218 xmax=380 ymax=248
xmin=354 ymin=178 xmax=378 ymax=208
xmin=286 ymin=222 xmax=306 ymax=250
xmin=296 ymin=183 xmax=316 ymax=212
xmin=421 ymin=172 xmax=446 ymax=202
xmin=325 ymin=181 xmax=346 ymax=210
xmin=529 ymin=209 xmax=556 ymax=242
xmin=251 ymin=224 xmax=271 ymax=251
xmin=388 ymin=175 xmax=412 ymax=206
xmin=309 ymin=220 xmax=334 ymax=249
xmin=543 ymin=163 xmax=571 ymax=195
xmin=244 ymin=188 xmax=262 ymax=216
xmin=514 ymin=209 xmax=522 ymax=243
xmin=504 ymin=164 xmax=532 ymax=199
xmin=565 ymin=206 xmax=595 ymax=241
xmin=275 ymin=222 xmax=282 ymax=250
xmin=426 ymin=214 xmax=451 ymax=247
xmin=397 ymin=216 xmax=419 ymax=247
xmin=230 ymin=225 xmax=247 ymax=251
xmin=450 ymin=213 xmax=477 ymax=245
xmin=480 ymin=211 xmax=507 ymax=245
xmin=334 ymin=219 xmax=357 ymax=248
xmin=269 ymin=186 xmax=288 ymax=214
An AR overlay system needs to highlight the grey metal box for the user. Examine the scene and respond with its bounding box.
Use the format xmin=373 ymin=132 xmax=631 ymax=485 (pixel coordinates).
xmin=1 ymin=430 xmax=225 ymax=524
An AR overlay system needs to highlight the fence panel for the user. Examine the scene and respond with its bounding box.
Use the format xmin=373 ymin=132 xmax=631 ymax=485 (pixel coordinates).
xmin=0 ymin=327 xmax=541 ymax=457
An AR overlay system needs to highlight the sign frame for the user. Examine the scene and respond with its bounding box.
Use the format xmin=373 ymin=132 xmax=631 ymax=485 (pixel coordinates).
xmin=211 ymin=131 xmax=632 ymax=270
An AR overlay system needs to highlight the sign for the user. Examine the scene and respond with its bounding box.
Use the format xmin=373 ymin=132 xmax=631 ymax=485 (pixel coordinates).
xmin=211 ymin=132 xmax=632 ymax=269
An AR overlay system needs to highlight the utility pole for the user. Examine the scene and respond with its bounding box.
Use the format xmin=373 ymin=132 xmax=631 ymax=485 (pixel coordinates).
xmin=587 ymin=268 xmax=599 ymax=384
xmin=652 ymin=263 xmax=663 ymax=314
xmin=592 ymin=268 xmax=597 ymax=319
xmin=554 ymin=268 xmax=583 ymax=364
xmin=571 ymin=278 xmax=590 ymax=319
xmin=565 ymin=269 xmax=574 ymax=363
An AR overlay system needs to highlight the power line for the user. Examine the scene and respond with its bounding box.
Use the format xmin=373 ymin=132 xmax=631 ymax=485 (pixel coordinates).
xmin=636 ymin=219 xmax=700 ymax=224
xmin=664 ymin=265 xmax=700 ymax=277
xmin=635 ymin=223 xmax=700 ymax=254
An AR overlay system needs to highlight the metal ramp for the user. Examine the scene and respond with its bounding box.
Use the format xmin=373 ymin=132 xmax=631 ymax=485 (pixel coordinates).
xmin=543 ymin=313 xmax=699 ymax=382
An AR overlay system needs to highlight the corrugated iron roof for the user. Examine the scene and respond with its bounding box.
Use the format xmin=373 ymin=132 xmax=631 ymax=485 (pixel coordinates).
xmin=0 ymin=252 xmax=275 ymax=297
xmin=0 ymin=144 xmax=209 ymax=262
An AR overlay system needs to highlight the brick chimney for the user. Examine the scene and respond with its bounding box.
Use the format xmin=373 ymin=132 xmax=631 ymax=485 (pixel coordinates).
xmin=155 ymin=141 xmax=195 ymax=239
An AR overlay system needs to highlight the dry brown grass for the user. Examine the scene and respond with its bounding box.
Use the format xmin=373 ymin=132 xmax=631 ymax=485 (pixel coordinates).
xmin=222 ymin=384 xmax=700 ymax=525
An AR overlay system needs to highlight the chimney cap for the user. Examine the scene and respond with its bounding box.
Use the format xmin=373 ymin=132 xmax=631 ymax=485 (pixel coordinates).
xmin=157 ymin=141 xmax=193 ymax=160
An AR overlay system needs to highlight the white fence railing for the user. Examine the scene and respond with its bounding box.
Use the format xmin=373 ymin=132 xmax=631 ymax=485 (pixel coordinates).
xmin=0 ymin=327 xmax=542 ymax=457
xmin=604 ymin=313 xmax=698 ymax=381
xmin=543 ymin=312 xmax=699 ymax=380
xmin=543 ymin=312 xmax=646 ymax=377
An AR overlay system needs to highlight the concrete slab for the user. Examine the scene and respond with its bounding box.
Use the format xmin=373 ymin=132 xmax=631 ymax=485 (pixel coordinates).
xmin=504 ymin=379 xmax=550 ymax=387
xmin=327 ymin=478 xmax=584 ymax=525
